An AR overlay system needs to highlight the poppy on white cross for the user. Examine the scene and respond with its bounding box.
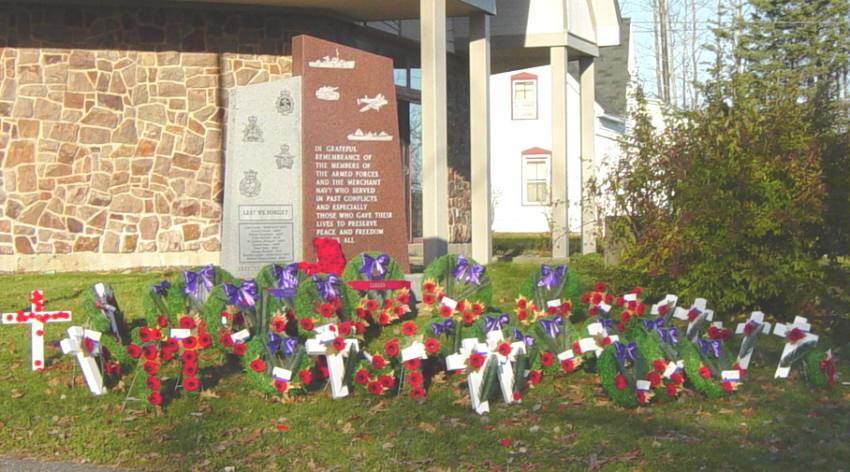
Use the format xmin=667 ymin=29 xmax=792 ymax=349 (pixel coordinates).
xmin=673 ymin=298 xmax=713 ymax=342
xmin=773 ymin=316 xmax=818 ymax=379
xmin=59 ymin=326 xmax=107 ymax=396
xmin=2 ymin=290 xmax=72 ymax=371
xmin=734 ymin=311 xmax=772 ymax=370
xmin=304 ymin=323 xmax=359 ymax=399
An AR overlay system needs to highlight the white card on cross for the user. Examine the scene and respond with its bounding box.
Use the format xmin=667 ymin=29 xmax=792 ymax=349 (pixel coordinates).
xmin=587 ymin=322 xmax=607 ymax=336
xmin=401 ymin=341 xmax=426 ymax=362
xmin=636 ymin=380 xmax=651 ymax=392
xmin=441 ymin=297 xmax=458 ymax=310
xmin=272 ymin=367 xmax=292 ymax=382
xmin=230 ymin=329 xmax=250 ymax=344
xmin=721 ymin=370 xmax=741 ymax=382
xmin=557 ymin=350 xmax=575 ymax=361
xmin=305 ymin=338 xmax=327 ymax=355
xmin=547 ymin=299 xmax=562 ymax=308
xmin=446 ymin=353 xmax=469 ymax=371
xmin=460 ymin=337 xmax=479 ymax=355
xmin=170 ymin=328 xmax=191 ymax=340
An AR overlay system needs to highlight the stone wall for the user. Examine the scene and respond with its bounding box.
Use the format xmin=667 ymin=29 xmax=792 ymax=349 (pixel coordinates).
xmin=0 ymin=2 xmax=473 ymax=271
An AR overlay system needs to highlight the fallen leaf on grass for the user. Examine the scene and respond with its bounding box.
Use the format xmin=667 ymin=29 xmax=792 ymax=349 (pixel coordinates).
xmin=418 ymin=422 xmax=436 ymax=433
xmin=200 ymin=389 xmax=219 ymax=399
xmin=741 ymin=408 xmax=755 ymax=418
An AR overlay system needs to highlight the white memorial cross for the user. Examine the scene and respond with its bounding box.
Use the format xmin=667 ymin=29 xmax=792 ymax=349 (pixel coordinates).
xmin=484 ymin=329 xmax=528 ymax=406
xmin=2 ymin=290 xmax=72 ymax=371
xmin=773 ymin=316 xmax=818 ymax=379
xmin=576 ymin=321 xmax=620 ymax=357
xmin=59 ymin=326 xmax=106 ymax=395
xmin=446 ymin=337 xmax=492 ymax=414
xmin=734 ymin=311 xmax=772 ymax=370
xmin=305 ymin=323 xmax=359 ymax=399
xmin=673 ymin=298 xmax=713 ymax=341
xmin=650 ymin=294 xmax=679 ymax=320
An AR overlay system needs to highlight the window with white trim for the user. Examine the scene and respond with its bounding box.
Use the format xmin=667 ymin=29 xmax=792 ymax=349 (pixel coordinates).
xmin=511 ymin=78 xmax=538 ymax=120
xmin=522 ymin=154 xmax=550 ymax=205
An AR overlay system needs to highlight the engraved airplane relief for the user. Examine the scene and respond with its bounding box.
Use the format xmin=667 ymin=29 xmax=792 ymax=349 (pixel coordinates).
xmin=357 ymin=93 xmax=388 ymax=112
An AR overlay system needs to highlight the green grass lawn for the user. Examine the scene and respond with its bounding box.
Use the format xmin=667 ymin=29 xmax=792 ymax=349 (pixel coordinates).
xmin=0 ymin=263 xmax=848 ymax=470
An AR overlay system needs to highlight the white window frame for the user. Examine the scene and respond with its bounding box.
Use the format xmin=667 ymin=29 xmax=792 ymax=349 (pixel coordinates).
xmin=511 ymin=78 xmax=538 ymax=120
xmin=522 ymin=152 xmax=551 ymax=206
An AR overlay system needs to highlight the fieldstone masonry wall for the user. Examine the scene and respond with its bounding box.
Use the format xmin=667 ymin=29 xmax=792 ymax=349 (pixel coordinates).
xmin=0 ymin=3 xmax=472 ymax=272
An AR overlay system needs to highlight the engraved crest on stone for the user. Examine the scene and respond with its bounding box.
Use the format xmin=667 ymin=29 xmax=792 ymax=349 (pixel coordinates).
xmin=275 ymin=144 xmax=296 ymax=170
xmin=242 ymin=116 xmax=264 ymax=142
xmin=277 ymin=90 xmax=295 ymax=116
xmin=239 ymin=170 xmax=262 ymax=198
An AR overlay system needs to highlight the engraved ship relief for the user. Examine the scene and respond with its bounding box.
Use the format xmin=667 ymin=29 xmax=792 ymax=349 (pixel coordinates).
xmin=357 ymin=93 xmax=388 ymax=112
xmin=308 ymin=49 xmax=356 ymax=69
xmin=275 ymin=144 xmax=296 ymax=170
xmin=239 ymin=170 xmax=262 ymax=197
xmin=347 ymin=129 xmax=393 ymax=142
xmin=277 ymin=90 xmax=294 ymax=116
xmin=242 ymin=116 xmax=264 ymax=142
xmin=315 ymin=86 xmax=341 ymax=101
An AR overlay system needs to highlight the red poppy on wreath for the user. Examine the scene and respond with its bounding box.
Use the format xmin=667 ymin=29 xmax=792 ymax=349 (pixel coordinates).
xmin=687 ymin=309 xmax=699 ymax=322
xmin=218 ymin=331 xmax=235 ymax=348
xmin=572 ymin=341 xmax=583 ymax=355
xmin=647 ymin=372 xmax=662 ymax=389
xmin=250 ymin=358 xmax=266 ymax=373
xmin=364 ymin=299 xmax=379 ymax=312
xmin=497 ymin=343 xmax=512 ymax=357
xmin=142 ymin=344 xmax=158 ymax=361
xmin=183 ymin=362 xmax=198 ymax=377
xmin=181 ymin=350 xmax=198 ymax=364
xmin=371 ymin=354 xmax=387 ymax=370
xmin=423 ymin=280 xmax=437 ymax=293
xmin=657 ymin=305 xmax=669 ymax=315
xmin=145 ymin=376 xmax=161 ymax=391
xmin=143 ymin=360 xmax=159 ymax=376
xmin=722 ymin=381 xmax=734 ymax=393
xmin=332 ymin=337 xmax=347 ymax=352
xmin=127 ymin=344 xmax=142 ymax=359
xmin=271 ymin=316 xmax=287 ymax=333
xmin=540 ymin=351 xmax=555 ymax=367
xmin=423 ymin=293 xmax=436 ymax=306
xmin=600 ymin=336 xmax=613 ymax=347
xmin=183 ymin=376 xmax=200 ymax=392
xmin=384 ymin=339 xmax=400 ymax=358
xmin=652 ymin=359 xmax=667 ymax=374
xmin=401 ymin=321 xmax=416 ymax=336
xmin=670 ymin=372 xmax=684 ymax=385
xmin=403 ymin=358 xmax=421 ymax=371
xmin=407 ymin=370 xmax=424 ymax=386
xmin=469 ymin=353 xmax=486 ymax=369
xmin=161 ymin=338 xmax=179 ymax=354
xmin=409 ymin=386 xmax=426 ymax=400
xmin=462 ymin=312 xmax=476 ymax=325
xmin=560 ymin=359 xmax=575 ymax=373
xmin=274 ymin=379 xmax=289 ymax=393
xmin=198 ymin=332 xmax=213 ymax=348
xmin=157 ymin=316 xmax=169 ymax=328
xmin=528 ymin=370 xmax=543 ymax=385
xmin=367 ymin=381 xmax=384 ymax=395
xmin=354 ymin=369 xmax=370 ymax=385
xmin=299 ymin=369 xmax=313 ymax=385
xmin=516 ymin=309 xmax=528 ymax=322
xmin=438 ymin=305 xmax=453 ymax=318
xmin=338 ymin=321 xmax=353 ymax=336
xmin=698 ymin=366 xmax=712 ymax=379
xmin=377 ymin=312 xmax=391 ymax=326
xmin=182 ymin=336 xmax=198 ymax=350
xmin=619 ymin=311 xmax=631 ymax=324
xmin=160 ymin=350 xmax=174 ymax=362
xmin=615 ymin=321 xmax=626 ymax=333
xmin=614 ymin=373 xmax=628 ymax=390
xmin=355 ymin=322 xmax=366 ymax=335
xmin=232 ymin=343 xmax=247 ymax=356
xmin=425 ymin=338 xmax=441 ymax=355
xmin=179 ymin=316 xmax=196 ymax=330
xmin=666 ymin=383 xmax=678 ymax=397
xmin=636 ymin=391 xmax=648 ymax=404
xmin=707 ymin=326 xmax=731 ymax=341
xmin=319 ymin=303 xmax=336 ymax=318
xmin=471 ymin=303 xmax=484 ymax=316
xmin=299 ymin=318 xmax=315 ymax=331
xmin=512 ymin=391 xmax=522 ymax=402
xmin=379 ymin=374 xmax=395 ymax=389
xmin=147 ymin=391 xmax=163 ymax=406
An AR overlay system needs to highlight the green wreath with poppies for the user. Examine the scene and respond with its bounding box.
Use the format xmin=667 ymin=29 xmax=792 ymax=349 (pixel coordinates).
xmin=422 ymin=254 xmax=492 ymax=307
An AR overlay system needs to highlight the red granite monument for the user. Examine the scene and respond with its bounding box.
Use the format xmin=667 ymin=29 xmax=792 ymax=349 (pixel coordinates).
xmin=293 ymin=35 xmax=410 ymax=271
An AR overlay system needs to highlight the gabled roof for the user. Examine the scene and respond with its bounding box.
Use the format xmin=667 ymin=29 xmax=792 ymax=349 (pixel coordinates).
xmin=521 ymin=147 xmax=552 ymax=155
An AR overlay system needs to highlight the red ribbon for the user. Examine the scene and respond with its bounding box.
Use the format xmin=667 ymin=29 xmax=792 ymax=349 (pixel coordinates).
xmin=347 ymin=280 xmax=411 ymax=291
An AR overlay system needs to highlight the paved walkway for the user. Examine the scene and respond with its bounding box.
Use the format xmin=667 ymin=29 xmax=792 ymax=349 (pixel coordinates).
xmin=0 ymin=457 xmax=129 ymax=472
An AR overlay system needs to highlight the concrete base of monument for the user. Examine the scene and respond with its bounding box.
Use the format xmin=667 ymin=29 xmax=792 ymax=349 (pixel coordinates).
xmin=0 ymin=251 xmax=221 ymax=273
xmin=404 ymin=273 xmax=424 ymax=301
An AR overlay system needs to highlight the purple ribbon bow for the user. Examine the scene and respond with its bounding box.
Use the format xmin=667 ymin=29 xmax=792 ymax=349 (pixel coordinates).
xmin=431 ymin=319 xmax=455 ymax=336
xmin=360 ymin=253 xmax=390 ymax=280
xmin=599 ymin=318 xmax=616 ymax=332
xmin=222 ymin=280 xmax=258 ymax=308
xmin=614 ymin=341 xmax=638 ymax=365
xmin=513 ymin=328 xmax=535 ymax=347
xmin=272 ymin=264 xmax=298 ymax=298
xmin=659 ymin=327 xmax=679 ymax=345
xmin=151 ymin=280 xmax=171 ymax=298
xmin=452 ymin=255 xmax=485 ymax=286
xmin=538 ymin=317 xmax=564 ymax=338
xmin=183 ymin=265 xmax=215 ymax=300
xmin=538 ymin=264 xmax=567 ymax=290
xmin=484 ymin=313 xmax=510 ymax=333
xmin=698 ymin=339 xmax=722 ymax=358
xmin=267 ymin=332 xmax=299 ymax=357
xmin=313 ymin=274 xmax=340 ymax=301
